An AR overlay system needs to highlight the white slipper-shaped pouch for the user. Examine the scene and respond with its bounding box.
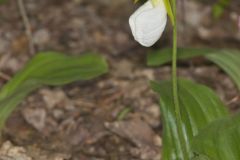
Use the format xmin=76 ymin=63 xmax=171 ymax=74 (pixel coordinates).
xmin=129 ymin=0 xmax=167 ymax=47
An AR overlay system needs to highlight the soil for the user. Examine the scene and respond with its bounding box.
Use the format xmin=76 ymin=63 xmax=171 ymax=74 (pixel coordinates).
xmin=0 ymin=0 xmax=239 ymax=160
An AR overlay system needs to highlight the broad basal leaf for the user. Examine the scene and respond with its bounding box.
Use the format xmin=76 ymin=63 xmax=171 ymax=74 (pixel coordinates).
xmin=147 ymin=48 xmax=216 ymax=66
xmin=206 ymin=50 xmax=240 ymax=90
xmin=0 ymin=52 xmax=108 ymax=128
xmin=147 ymin=48 xmax=240 ymax=90
xmin=192 ymin=113 xmax=240 ymax=160
xmin=151 ymin=79 xmax=229 ymax=160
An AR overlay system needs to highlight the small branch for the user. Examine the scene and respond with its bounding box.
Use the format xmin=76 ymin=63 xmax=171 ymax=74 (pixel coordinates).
xmin=17 ymin=0 xmax=35 ymax=55
xmin=227 ymin=96 xmax=240 ymax=105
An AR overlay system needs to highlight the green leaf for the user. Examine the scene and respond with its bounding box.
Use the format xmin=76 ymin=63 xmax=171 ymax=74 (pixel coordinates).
xmin=206 ymin=50 xmax=240 ymax=90
xmin=151 ymin=79 xmax=229 ymax=160
xmin=147 ymin=48 xmax=217 ymax=66
xmin=147 ymin=48 xmax=240 ymax=90
xmin=0 ymin=52 xmax=108 ymax=128
xmin=192 ymin=113 xmax=240 ymax=160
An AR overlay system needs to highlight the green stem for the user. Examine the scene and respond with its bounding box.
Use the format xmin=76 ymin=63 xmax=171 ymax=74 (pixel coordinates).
xmin=171 ymin=0 xmax=189 ymax=159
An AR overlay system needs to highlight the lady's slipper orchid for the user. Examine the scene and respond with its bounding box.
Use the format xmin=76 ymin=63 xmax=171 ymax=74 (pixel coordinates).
xmin=129 ymin=0 xmax=167 ymax=47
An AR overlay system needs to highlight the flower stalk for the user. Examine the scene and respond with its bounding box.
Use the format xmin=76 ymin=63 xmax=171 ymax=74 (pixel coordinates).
xmin=171 ymin=0 xmax=189 ymax=159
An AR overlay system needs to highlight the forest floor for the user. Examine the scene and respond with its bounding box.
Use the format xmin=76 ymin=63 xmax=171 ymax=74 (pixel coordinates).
xmin=0 ymin=0 xmax=240 ymax=160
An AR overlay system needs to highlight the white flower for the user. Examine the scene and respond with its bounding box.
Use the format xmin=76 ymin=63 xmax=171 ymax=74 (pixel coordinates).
xmin=129 ymin=0 xmax=167 ymax=47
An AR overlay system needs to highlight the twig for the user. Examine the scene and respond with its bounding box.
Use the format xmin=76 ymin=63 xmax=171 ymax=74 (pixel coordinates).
xmin=17 ymin=0 xmax=35 ymax=55
xmin=227 ymin=96 xmax=240 ymax=105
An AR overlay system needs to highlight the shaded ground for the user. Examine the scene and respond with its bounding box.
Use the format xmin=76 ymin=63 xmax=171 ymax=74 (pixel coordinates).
xmin=0 ymin=0 xmax=240 ymax=159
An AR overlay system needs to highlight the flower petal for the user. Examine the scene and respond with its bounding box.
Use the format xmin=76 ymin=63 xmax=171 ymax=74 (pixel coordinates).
xmin=129 ymin=0 xmax=167 ymax=47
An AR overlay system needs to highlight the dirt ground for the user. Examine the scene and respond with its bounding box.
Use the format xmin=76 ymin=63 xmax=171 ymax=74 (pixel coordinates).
xmin=0 ymin=0 xmax=240 ymax=160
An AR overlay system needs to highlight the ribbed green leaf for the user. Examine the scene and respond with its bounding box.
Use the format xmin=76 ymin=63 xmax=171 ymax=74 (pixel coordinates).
xmin=147 ymin=48 xmax=240 ymax=90
xmin=192 ymin=113 xmax=240 ymax=160
xmin=0 ymin=52 xmax=108 ymax=128
xmin=206 ymin=50 xmax=240 ymax=90
xmin=151 ymin=79 xmax=229 ymax=160
xmin=147 ymin=48 xmax=216 ymax=66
